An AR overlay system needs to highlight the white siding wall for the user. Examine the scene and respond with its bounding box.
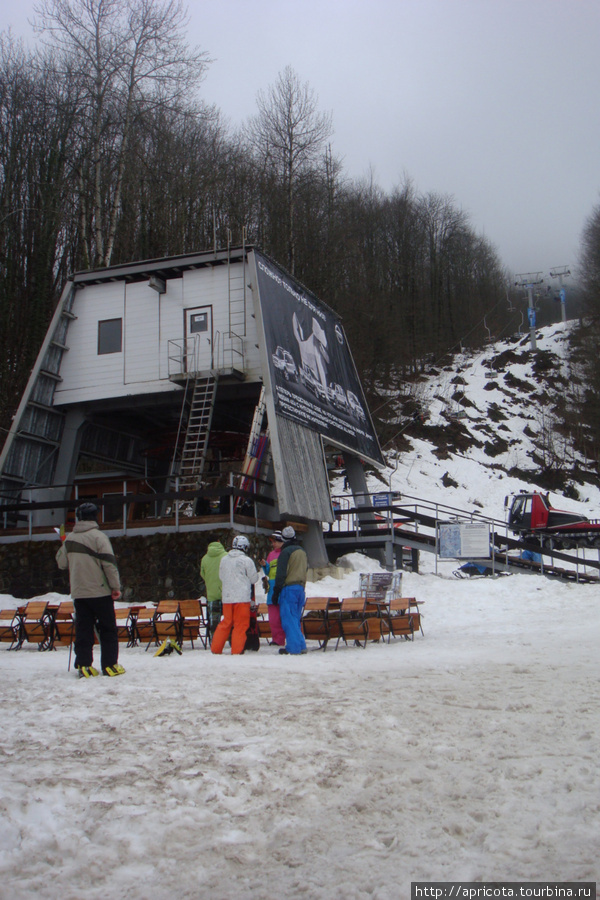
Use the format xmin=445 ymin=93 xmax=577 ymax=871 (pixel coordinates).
xmin=124 ymin=281 xmax=160 ymax=384
xmin=54 ymin=260 xmax=261 ymax=406
xmin=54 ymin=282 xmax=126 ymax=404
xmin=181 ymin=265 xmax=261 ymax=378
xmin=159 ymin=278 xmax=183 ymax=380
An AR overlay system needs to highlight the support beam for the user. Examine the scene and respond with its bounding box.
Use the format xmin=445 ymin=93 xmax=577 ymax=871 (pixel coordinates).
xmin=52 ymin=409 xmax=86 ymax=495
xmin=344 ymin=453 xmax=386 ymax=566
xmin=303 ymin=520 xmax=329 ymax=568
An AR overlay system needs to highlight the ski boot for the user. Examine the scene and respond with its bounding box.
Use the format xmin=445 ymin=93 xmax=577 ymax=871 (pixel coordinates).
xmin=77 ymin=665 xmax=99 ymax=678
xmin=103 ymin=662 xmax=126 ymax=677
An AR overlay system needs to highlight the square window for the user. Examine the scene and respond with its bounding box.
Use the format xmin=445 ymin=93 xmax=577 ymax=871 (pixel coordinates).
xmin=98 ymin=318 xmax=122 ymax=355
xmin=190 ymin=313 xmax=208 ymax=334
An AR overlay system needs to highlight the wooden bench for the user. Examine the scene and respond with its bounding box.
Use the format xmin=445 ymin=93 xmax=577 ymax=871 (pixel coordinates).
xmin=21 ymin=601 xmax=53 ymax=650
xmin=256 ymin=603 xmax=272 ymax=642
xmin=329 ymin=597 xmax=369 ymax=651
xmin=302 ymin=597 xmax=339 ymax=650
xmin=0 ymin=608 xmax=21 ymax=650
xmin=386 ymin=598 xmax=417 ymax=641
xmin=52 ymin=601 xmax=75 ymax=648
xmin=179 ymin=599 xmax=208 ymax=649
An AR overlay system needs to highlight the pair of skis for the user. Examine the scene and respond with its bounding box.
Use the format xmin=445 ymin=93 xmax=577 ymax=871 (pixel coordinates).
xmin=154 ymin=639 xmax=182 ymax=657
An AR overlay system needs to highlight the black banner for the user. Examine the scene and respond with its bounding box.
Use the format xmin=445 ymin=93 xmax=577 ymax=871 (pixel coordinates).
xmin=255 ymin=252 xmax=383 ymax=466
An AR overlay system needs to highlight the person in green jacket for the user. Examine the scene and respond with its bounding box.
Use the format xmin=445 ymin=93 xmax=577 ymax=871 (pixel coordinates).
xmin=200 ymin=541 xmax=227 ymax=639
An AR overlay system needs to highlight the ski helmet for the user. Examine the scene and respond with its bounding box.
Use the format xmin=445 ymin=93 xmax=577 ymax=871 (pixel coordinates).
xmin=232 ymin=535 xmax=250 ymax=552
xmin=76 ymin=502 xmax=99 ymax=521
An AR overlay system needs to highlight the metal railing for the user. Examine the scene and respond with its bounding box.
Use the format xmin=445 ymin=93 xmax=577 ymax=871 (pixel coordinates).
xmin=326 ymin=489 xmax=600 ymax=582
xmin=0 ymin=471 xmax=274 ymax=540
xmin=213 ymin=330 xmax=244 ymax=373
xmin=167 ymin=336 xmax=207 ymax=378
xmin=167 ymin=331 xmax=244 ymax=380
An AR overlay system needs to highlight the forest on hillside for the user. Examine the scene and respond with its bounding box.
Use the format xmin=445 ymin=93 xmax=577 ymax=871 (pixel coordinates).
xmin=1 ymin=0 xmax=598 ymax=465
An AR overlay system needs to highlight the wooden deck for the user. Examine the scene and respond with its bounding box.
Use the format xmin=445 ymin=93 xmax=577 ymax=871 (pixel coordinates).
xmin=0 ymin=513 xmax=276 ymax=543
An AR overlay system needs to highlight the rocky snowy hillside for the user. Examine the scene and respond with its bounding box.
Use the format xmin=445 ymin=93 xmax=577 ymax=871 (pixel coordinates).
xmin=352 ymin=321 xmax=600 ymax=525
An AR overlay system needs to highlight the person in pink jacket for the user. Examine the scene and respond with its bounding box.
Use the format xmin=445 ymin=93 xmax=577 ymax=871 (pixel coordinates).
xmin=259 ymin=531 xmax=286 ymax=646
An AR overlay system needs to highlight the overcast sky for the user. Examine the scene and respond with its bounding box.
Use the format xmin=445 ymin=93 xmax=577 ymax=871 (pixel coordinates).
xmin=2 ymin=0 xmax=599 ymax=285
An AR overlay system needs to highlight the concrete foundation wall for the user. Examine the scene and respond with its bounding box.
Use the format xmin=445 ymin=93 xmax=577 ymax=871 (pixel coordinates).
xmin=0 ymin=532 xmax=349 ymax=604
xmin=0 ymin=531 xmax=270 ymax=604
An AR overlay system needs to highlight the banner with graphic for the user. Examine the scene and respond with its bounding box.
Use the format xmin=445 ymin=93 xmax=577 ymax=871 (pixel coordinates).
xmin=254 ymin=252 xmax=383 ymax=466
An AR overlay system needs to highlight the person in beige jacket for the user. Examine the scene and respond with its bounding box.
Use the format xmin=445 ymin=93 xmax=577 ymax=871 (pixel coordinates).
xmin=56 ymin=502 xmax=124 ymax=678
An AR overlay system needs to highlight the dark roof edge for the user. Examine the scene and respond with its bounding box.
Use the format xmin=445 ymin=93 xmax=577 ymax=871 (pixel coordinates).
xmin=71 ymin=245 xmax=254 ymax=285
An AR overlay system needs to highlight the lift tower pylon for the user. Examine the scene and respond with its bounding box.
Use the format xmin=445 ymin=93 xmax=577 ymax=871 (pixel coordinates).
xmin=549 ymin=266 xmax=571 ymax=323
xmin=515 ymin=272 xmax=544 ymax=351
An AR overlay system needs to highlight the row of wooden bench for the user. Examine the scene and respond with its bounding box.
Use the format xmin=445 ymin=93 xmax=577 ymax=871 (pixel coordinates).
xmin=0 ymin=600 xmax=208 ymax=652
xmin=299 ymin=596 xmax=423 ymax=650
xmin=0 ymin=595 xmax=423 ymax=653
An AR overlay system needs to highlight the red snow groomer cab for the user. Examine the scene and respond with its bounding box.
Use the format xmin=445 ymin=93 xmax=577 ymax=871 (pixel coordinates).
xmin=507 ymin=491 xmax=600 ymax=550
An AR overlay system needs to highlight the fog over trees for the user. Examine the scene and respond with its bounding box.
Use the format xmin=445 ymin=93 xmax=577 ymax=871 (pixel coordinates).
xmin=1 ymin=0 xmax=595 ymax=466
xmin=563 ymin=200 xmax=600 ymax=467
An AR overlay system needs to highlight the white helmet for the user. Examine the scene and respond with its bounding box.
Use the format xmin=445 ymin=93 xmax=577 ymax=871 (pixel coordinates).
xmin=232 ymin=535 xmax=250 ymax=552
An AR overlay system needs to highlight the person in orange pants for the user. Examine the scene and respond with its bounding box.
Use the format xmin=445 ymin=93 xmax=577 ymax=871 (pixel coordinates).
xmin=211 ymin=603 xmax=251 ymax=654
xmin=211 ymin=535 xmax=259 ymax=655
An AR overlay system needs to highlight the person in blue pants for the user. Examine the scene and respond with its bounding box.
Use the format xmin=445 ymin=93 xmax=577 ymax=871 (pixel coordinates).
xmin=271 ymin=526 xmax=308 ymax=655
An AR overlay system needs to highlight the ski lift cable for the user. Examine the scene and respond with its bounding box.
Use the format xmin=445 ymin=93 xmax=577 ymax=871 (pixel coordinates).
xmin=373 ymin=292 xmax=510 ymax=418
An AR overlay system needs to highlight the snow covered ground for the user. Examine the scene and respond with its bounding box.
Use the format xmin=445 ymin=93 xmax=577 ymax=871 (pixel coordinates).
xmin=1 ymin=322 xmax=599 ymax=898
xmin=2 ymin=554 xmax=599 ymax=899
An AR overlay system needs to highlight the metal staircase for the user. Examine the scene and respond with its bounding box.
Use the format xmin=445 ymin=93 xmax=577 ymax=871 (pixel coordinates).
xmin=0 ymin=283 xmax=75 ymax=498
xmin=178 ymin=375 xmax=218 ymax=490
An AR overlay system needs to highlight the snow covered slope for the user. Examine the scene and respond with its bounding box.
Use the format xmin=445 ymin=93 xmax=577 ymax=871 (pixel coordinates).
xmin=359 ymin=321 xmax=600 ymax=527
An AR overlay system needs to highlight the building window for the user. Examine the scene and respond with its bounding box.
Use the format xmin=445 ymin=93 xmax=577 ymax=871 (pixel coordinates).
xmin=98 ymin=318 xmax=122 ymax=355
xmin=190 ymin=312 xmax=208 ymax=333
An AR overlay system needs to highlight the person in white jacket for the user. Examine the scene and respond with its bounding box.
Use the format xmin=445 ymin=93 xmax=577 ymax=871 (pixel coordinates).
xmin=211 ymin=535 xmax=259 ymax=655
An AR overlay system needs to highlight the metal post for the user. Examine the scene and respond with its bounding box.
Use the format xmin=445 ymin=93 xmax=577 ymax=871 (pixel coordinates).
xmin=526 ymin=286 xmax=537 ymax=351
xmin=549 ymin=266 xmax=570 ymax=324
xmin=515 ymin=273 xmax=543 ymax=353
xmin=385 ymin=537 xmax=394 ymax=571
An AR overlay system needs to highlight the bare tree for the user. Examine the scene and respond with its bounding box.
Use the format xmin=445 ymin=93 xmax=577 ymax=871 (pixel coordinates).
xmin=116 ymin=103 xmax=233 ymax=259
xmin=246 ymin=66 xmax=332 ymax=273
xmin=580 ymin=200 xmax=600 ymax=311
xmin=0 ymin=35 xmax=79 ymax=433
xmin=32 ymin=0 xmax=210 ymax=267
